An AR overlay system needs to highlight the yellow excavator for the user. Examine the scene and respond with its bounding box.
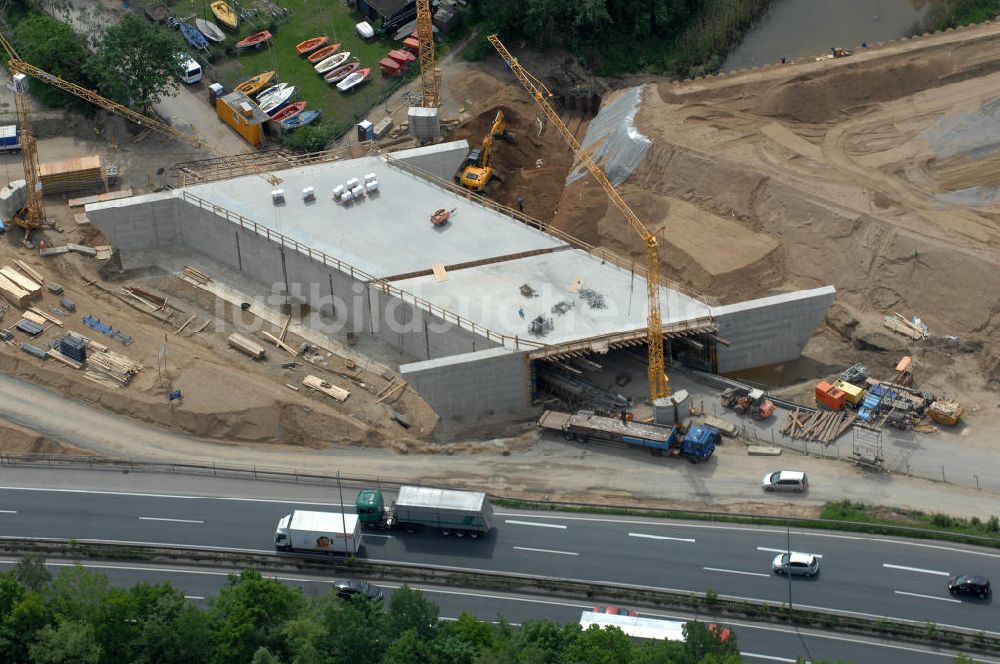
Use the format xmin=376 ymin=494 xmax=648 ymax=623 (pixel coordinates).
xmin=458 ymin=110 xmax=511 ymax=192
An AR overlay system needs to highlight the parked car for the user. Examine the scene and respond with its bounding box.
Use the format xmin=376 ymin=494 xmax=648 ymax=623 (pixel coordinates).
xmin=948 ymin=575 xmax=991 ymax=598
xmin=334 ymin=579 xmax=384 ymax=601
xmin=772 ymin=552 xmax=820 ymax=576
xmin=762 ymin=470 xmax=808 ymax=493
xmin=592 ymin=605 xmax=638 ymax=617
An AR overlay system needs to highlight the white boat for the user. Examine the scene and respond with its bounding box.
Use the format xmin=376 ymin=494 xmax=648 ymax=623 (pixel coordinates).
xmin=314 ymin=51 xmax=349 ymax=74
xmin=195 ymin=18 xmax=226 ymax=43
xmin=336 ymin=68 xmax=369 ymax=93
xmin=255 ymin=82 xmax=287 ymax=102
xmin=259 ymin=85 xmax=295 ymax=114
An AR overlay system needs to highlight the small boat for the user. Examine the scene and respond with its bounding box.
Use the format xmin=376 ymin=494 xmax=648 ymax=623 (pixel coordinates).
xmin=179 ymin=22 xmax=209 ymax=49
xmin=256 ymin=82 xmax=287 ymax=102
xmin=336 ymin=68 xmax=370 ymax=93
xmin=380 ymin=57 xmax=402 ymax=76
xmin=314 ymin=51 xmax=349 ymax=74
xmin=388 ymin=48 xmax=415 ymax=65
xmin=259 ymin=86 xmax=295 ymax=115
xmin=324 ymin=61 xmax=359 ymax=83
xmin=281 ymin=109 xmax=321 ymax=130
xmin=195 ymin=18 xmax=225 ymax=43
xmin=296 ymin=36 xmax=328 ymax=55
xmin=306 ymin=43 xmax=340 ymax=63
xmin=235 ymin=70 xmax=275 ymax=96
xmin=270 ymin=100 xmax=306 ymax=123
xmin=210 ymin=0 xmax=238 ymax=30
xmin=236 ymin=30 xmax=271 ymax=49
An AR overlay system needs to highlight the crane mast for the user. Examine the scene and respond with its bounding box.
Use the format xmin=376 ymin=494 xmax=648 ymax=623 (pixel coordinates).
xmin=415 ymin=0 xmax=439 ymax=107
xmin=488 ymin=34 xmax=670 ymax=401
xmin=9 ymin=73 xmax=45 ymax=245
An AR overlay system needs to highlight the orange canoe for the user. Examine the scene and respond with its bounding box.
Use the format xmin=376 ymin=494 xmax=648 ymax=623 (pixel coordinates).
xmin=235 ymin=70 xmax=276 ymax=96
xmin=236 ymin=30 xmax=271 ymax=49
xmin=270 ymin=101 xmax=307 ymax=123
xmin=296 ymin=36 xmax=328 ymax=54
xmin=307 ymin=43 xmax=341 ymax=63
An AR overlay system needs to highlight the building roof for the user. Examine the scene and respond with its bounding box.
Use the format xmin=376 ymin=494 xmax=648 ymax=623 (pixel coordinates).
xmin=364 ymin=0 xmax=412 ymax=18
xmin=219 ymin=90 xmax=269 ymax=125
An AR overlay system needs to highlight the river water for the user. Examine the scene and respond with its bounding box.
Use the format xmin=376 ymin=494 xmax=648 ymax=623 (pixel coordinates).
xmin=723 ymin=0 xmax=930 ymax=71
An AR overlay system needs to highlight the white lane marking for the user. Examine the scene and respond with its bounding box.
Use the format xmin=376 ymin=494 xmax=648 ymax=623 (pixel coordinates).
xmin=505 ymin=519 xmax=567 ymax=529
xmin=894 ymin=591 xmax=961 ymax=604
xmin=184 ymin=595 xmax=205 ymax=600
xmin=628 ymin=532 xmax=695 ymax=543
xmin=703 ymin=566 xmax=771 ymax=578
xmin=740 ymin=654 xmax=798 ymax=663
xmin=363 ymin=533 xmax=393 ymax=538
xmin=0 ymin=510 xmax=17 ymax=514
xmin=0 ymin=485 xmax=346 ymax=507
xmin=883 ymin=563 xmax=949 ymax=576
xmin=513 ymin=546 xmax=579 ymax=556
xmin=138 ymin=517 xmax=205 ymax=524
xmin=757 ymin=547 xmax=822 ymax=558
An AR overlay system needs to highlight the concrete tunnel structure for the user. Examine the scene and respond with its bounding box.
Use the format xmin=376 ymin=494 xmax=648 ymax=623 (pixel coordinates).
xmin=85 ymin=140 xmax=835 ymax=423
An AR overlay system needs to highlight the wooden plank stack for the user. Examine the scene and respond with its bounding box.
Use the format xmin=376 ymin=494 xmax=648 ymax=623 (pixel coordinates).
xmin=38 ymin=155 xmax=104 ymax=194
xmin=85 ymin=350 xmax=143 ymax=388
xmin=228 ymin=333 xmax=266 ymax=360
xmin=883 ymin=313 xmax=926 ymax=341
xmin=0 ymin=273 xmax=31 ymax=307
xmin=782 ymin=408 xmax=857 ymax=444
xmin=302 ymin=375 xmax=350 ymax=402
xmin=183 ymin=266 xmax=212 ymax=285
xmin=0 ymin=266 xmax=42 ymax=300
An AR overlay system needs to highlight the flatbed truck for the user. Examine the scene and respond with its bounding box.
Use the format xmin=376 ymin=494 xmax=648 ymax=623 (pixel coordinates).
xmin=356 ymin=485 xmax=493 ymax=538
xmin=538 ymin=409 xmax=719 ymax=462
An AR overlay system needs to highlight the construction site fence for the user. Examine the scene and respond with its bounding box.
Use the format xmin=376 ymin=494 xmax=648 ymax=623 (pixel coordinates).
xmin=3 ymin=452 xmax=998 ymax=547
xmin=1 ymin=537 xmax=997 ymax=653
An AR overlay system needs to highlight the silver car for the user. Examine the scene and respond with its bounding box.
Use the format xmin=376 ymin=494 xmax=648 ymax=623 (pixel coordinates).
xmin=772 ymin=552 xmax=819 ymax=577
xmin=762 ymin=470 xmax=808 ymax=493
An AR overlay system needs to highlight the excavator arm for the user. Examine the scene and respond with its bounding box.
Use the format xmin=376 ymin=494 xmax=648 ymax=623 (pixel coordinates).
xmin=489 ymin=34 xmax=669 ymax=400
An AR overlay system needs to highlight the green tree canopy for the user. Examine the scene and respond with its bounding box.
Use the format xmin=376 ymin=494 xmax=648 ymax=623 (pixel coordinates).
xmin=12 ymin=13 xmax=95 ymax=112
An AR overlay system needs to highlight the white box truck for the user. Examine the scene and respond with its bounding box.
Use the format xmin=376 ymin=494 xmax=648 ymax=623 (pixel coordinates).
xmin=274 ymin=510 xmax=362 ymax=554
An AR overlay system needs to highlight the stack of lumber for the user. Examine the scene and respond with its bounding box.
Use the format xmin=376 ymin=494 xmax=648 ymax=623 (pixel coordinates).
xmin=302 ymin=375 xmax=350 ymax=402
xmin=0 ymin=273 xmax=31 ymax=307
xmin=228 ymin=333 xmax=266 ymax=360
xmin=13 ymin=260 xmax=43 ymax=284
xmin=883 ymin=312 xmax=927 ymax=341
xmin=183 ymin=265 xmax=212 ymax=285
xmin=782 ymin=408 xmax=856 ymax=444
xmin=0 ymin=266 xmax=41 ymax=299
xmin=85 ymin=350 xmax=143 ymax=388
xmin=38 ymin=155 xmax=103 ymax=194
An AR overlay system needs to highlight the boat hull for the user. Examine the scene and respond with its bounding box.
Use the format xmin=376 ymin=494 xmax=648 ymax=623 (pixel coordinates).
xmin=195 ymin=18 xmax=225 ymax=43
xmin=236 ymin=71 xmax=275 ymax=96
xmin=315 ymin=51 xmax=349 ymax=74
xmin=336 ymin=68 xmax=370 ymax=93
xmin=180 ymin=22 xmax=209 ymax=49
xmin=296 ymin=36 xmax=328 ymax=54
xmin=236 ymin=30 xmax=272 ymax=49
xmin=260 ymin=86 xmax=295 ymax=114
xmin=324 ymin=61 xmax=359 ymax=83
xmin=210 ymin=1 xmax=238 ymax=30
xmin=270 ymin=101 xmax=307 ymax=123
xmin=307 ymin=43 xmax=341 ymax=63
xmin=281 ymin=110 xmax=321 ymax=130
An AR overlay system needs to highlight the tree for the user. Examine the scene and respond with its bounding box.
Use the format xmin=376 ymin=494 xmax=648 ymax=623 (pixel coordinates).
xmin=563 ymin=625 xmax=635 ymax=664
xmin=251 ymin=646 xmax=285 ymax=664
xmin=14 ymin=555 xmax=51 ymax=594
xmin=28 ymin=619 xmax=102 ymax=664
xmin=13 ymin=13 xmax=95 ymax=112
xmin=315 ymin=592 xmax=386 ymax=664
xmin=133 ymin=591 xmax=214 ymax=664
xmin=385 ymin=586 xmax=438 ymax=642
xmin=85 ymin=15 xmax=184 ymax=110
xmin=282 ymin=124 xmax=335 ymax=153
xmin=209 ymin=569 xmax=304 ymax=664
xmin=683 ymin=621 xmax=739 ymax=663
xmin=50 ymin=565 xmax=111 ymax=623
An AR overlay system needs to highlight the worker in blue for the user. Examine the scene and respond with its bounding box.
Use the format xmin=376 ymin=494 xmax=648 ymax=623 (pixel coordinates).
xmin=518 ymin=306 xmax=525 ymax=319
xmin=516 ymin=196 xmax=524 ymax=212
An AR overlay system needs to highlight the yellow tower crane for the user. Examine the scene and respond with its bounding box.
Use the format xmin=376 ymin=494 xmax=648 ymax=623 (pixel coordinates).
xmin=0 ymin=31 xmax=281 ymax=246
xmin=488 ymin=34 xmax=670 ymax=402
xmin=415 ymin=0 xmax=440 ymax=107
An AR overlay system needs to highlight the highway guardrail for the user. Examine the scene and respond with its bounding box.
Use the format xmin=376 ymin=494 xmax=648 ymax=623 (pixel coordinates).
xmin=1 ymin=537 xmax=997 ymax=654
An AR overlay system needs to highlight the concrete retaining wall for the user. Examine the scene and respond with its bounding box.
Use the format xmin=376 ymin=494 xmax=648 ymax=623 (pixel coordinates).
xmin=85 ymin=194 xmax=182 ymax=269
xmin=711 ymin=286 xmax=836 ymax=373
xmin=391 ymin=140 xmax=469 ymax=181
xmin=401 ymin=347 xmax=531 ymax=421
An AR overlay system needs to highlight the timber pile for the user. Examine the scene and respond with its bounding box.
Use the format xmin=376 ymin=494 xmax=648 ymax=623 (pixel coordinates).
xmin=228 ymin=333 xmax=266 ymax=360
xmin=883 ymin=313 xmax=927 ymax=341
xmin=38 ymin=155 xmax=103 ymax=194
xmin=0 ymin=266 xmax=41 ymax=299
xmin=86 ymin=350 xmax=143 ymax=387
xmin=302 ymin=375 xmax=350 ymax=402
xmin=782 ymin=408 xmax=856 ymax=444
xmin=0 ymin=273 xmax=31 ymax=307
xmin=183 ymin=266 xmax=212 ymax=285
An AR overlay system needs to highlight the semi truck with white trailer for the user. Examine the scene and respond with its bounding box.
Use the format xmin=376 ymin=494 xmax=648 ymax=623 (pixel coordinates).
xmin=274 ymin=510 xmax=362 ymax=554
xmin=356 ymin=485 xmax=493 ymax=537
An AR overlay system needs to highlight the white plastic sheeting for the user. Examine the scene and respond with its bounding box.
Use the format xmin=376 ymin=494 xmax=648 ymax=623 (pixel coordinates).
xmin=566 ymin=85 xmax=651 ymax=187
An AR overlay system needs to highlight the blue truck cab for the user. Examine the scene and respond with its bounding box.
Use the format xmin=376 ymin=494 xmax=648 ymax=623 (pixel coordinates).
xmin=680 ymin=425 xmax=720 ymax=461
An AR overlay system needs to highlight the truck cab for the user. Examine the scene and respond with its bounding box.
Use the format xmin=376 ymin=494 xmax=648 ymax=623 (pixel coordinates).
xmin=356 ymin=488 xmax=387 ymax=527
xmin=274 ymin=513 xmax=292 ymax=550
xmin=680 ymin=425 xmax=720 ymax=462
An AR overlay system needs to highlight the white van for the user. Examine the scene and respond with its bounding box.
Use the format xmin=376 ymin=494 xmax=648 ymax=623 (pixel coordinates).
xmin=178 ymin=54 xmax=202 ymax=84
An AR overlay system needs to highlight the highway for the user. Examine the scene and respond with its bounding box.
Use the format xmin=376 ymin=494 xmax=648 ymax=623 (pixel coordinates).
xmin=0 ymin=468 xmax=996 ymax=662
xmin=0 ymin=557 xmax=988 ymax=664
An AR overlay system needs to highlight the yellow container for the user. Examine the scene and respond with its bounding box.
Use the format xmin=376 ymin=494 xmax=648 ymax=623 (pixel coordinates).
xmin=834 ymin=379 xmax=865 ymax=405
xmin=216 ymin=92 xmax=264 ymax=147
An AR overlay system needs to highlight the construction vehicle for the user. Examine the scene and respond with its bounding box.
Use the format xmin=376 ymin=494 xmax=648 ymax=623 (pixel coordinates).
xmin=537 ymin=410 xmax=719 ymax=463
xmin=356 ymin=486 xmax=493 ymax=537
xmin=831 ymin=47 xmax=853 ymax=58
xmin=0 ymin=30 xmax=280 ymax=246
xmin=458 ymin=109 xmax=510 ymax=192
xmin=720 ymin=386 xmax=776 ymax=420
xmin=274 ymin=510 xmax=362 ymax=554
xmin=489 ymin=35 xmax=671 ymax=403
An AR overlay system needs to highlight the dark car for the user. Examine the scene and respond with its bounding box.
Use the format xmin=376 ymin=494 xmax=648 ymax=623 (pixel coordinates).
xmin=948 ymin=575 xmax=991 ymax=599
xmin=334 ymin=579 xmax=384 ymax=601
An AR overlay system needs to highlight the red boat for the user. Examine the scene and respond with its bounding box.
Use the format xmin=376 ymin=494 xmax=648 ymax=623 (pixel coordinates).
xmin=270 ymin=100 xmax=307 ymax=123
xmin=380 ymin=57 xmax=402 ymax=76
xmin=307 ymin=43 xmax=341 ymax=63
xmin=295 ymin=36 xmax=328 ymax=55
xmin=402 ymin=36 xmax=420 ymax=53
xmin=236 ymin=30 xmax=272 ymax=49
xmin=388 ymin=49 xmax=415 ymax=65
xmin=324 ymin=61 xmax=359 ymax=84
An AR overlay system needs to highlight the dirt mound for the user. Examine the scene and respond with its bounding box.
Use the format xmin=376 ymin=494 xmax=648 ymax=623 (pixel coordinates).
xmin=0 ymin=422 xmax=94 ymax=456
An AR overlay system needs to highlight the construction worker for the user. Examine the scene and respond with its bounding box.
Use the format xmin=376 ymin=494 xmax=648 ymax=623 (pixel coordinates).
xmin=518 ymin=306 xmax=525 ymax=319
xmin=516 ymin=196 xmax=524 ymax=212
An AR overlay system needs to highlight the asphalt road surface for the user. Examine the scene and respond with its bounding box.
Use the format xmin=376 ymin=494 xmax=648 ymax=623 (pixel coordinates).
xmin=0 ymin=557 xmax=988 ymax=664
xmin=0 ymin=470 xmax=996 ymax=643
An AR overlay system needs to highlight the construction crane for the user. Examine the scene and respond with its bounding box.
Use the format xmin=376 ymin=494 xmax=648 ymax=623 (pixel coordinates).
xmin=488 ymin=34 xmax=670 ymax=402
xmin=0 ymin=31 xmax=281 ymax=246
xmin=458 ymin=109 xmax=508 ymax=192
xmin=415 ymin=0 xmax=439 ymax=107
